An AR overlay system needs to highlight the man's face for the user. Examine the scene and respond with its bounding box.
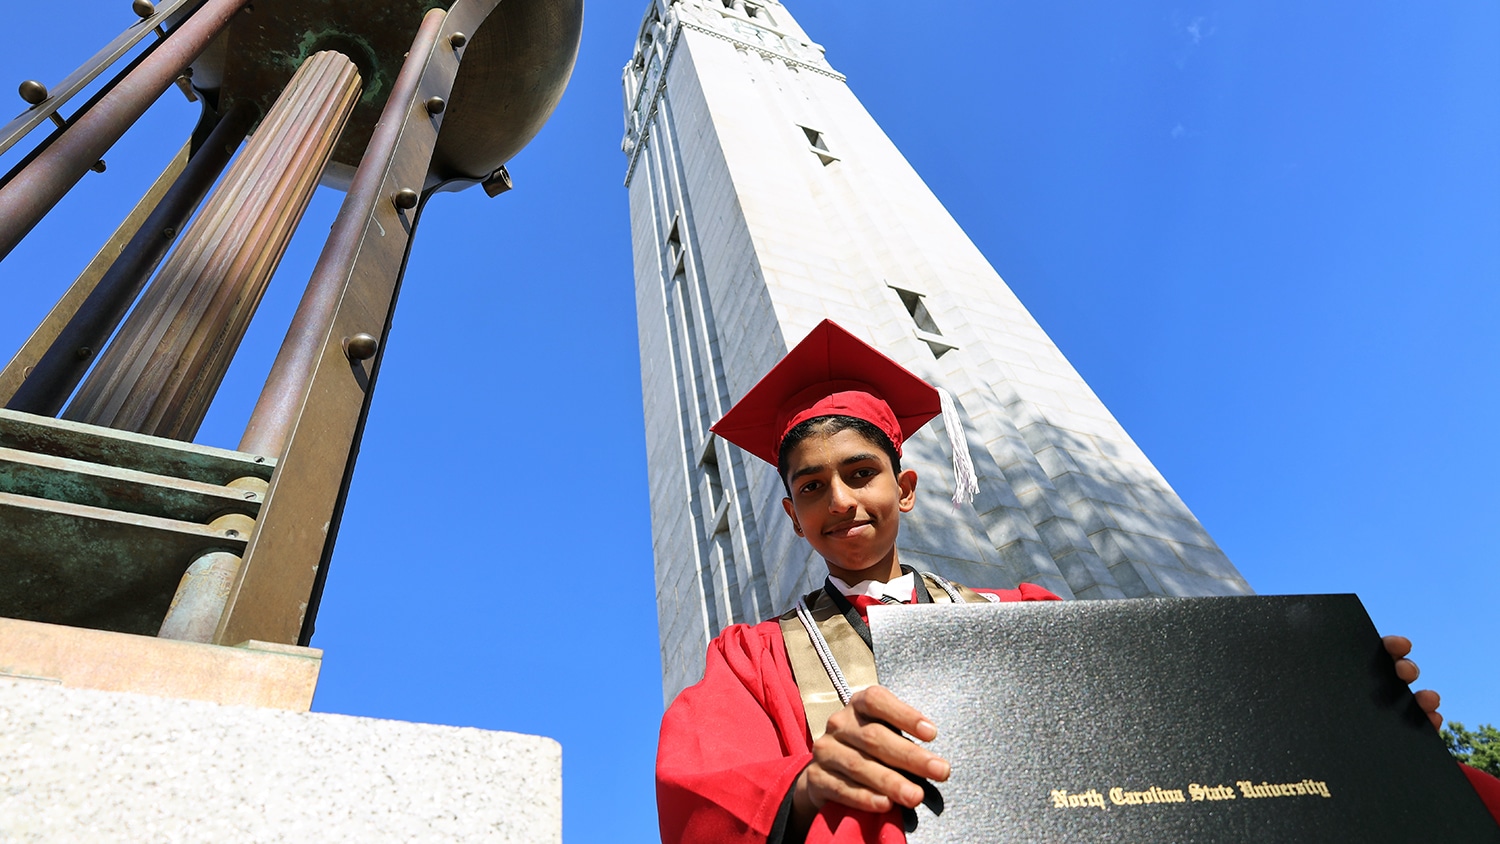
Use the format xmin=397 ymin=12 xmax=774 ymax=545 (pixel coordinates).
xmin=779 ymin=427 xmax=918 ymax=584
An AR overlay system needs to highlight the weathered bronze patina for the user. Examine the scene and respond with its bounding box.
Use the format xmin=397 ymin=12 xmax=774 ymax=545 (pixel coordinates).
xmin=0 ymin=0 xmax=581 ymax=706
xmin=198 ymin=0 xmax=581 ymax=187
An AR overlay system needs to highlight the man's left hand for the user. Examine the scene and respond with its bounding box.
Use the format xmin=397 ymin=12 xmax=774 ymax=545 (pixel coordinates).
xmin=1383 ymin=635 xmax=1442 ymax=729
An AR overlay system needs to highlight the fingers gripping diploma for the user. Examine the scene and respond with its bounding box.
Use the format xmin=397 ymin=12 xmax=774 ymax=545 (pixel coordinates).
xmin=791 ymin=686 xmax=951 ymax=828
xmin=1383 ymin=635 xmax=1443 ymax=730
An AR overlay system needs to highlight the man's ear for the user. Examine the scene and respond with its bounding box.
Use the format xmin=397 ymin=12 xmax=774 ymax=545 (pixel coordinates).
xmin=781 ymin=497 xmax=804 ymax=536
xmin=897 ymin=469 xmax=918 ymax=512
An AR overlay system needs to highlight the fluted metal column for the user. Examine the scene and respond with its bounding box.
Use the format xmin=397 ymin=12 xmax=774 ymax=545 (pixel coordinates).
xmin=65 ymin=52 xmax=362 ymax=440
xmin=4 ymin=102 xmax=253 ymax=416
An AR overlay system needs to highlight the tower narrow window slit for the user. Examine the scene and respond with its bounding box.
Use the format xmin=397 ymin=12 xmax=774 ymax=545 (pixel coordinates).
xmin=799 ymin=125 xmax=836 ymax=165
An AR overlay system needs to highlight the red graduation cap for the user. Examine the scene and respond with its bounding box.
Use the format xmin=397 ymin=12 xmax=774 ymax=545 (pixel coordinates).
xmin=710 ymin=320 xmax=943 ymax=468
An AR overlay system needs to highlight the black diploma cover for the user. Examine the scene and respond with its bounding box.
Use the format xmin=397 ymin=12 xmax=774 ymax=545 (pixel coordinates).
xmin=868 ymin=594 xmax=1499 ymax=843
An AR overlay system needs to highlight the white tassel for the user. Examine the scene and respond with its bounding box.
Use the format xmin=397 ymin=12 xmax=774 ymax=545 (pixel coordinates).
xmin=939 ymin=387 xmax=979 ymax=507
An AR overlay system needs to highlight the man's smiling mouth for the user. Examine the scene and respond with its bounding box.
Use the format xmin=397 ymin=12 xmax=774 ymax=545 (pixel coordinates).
xmin=824 ymin=520 xmax=873 ymax=537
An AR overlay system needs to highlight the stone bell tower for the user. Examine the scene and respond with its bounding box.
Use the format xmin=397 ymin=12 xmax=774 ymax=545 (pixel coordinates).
xmin=623 ymin=0 xmax=1253 ymax=701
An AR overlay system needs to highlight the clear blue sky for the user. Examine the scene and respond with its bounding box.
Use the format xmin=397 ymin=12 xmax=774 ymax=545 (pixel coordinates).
xmin=2 ymin=2 xmax=1496 ymax=842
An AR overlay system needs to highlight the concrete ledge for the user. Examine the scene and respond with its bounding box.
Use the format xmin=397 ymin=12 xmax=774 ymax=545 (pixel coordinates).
xmin=0 ymin=680 xmax=562 ymax=842
xmin=0 ymin=617 xmax=320 ymax=711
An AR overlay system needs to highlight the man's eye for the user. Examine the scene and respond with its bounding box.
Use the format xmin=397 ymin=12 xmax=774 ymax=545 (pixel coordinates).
xmin=799 ymin=481 xmax=822 ymax=495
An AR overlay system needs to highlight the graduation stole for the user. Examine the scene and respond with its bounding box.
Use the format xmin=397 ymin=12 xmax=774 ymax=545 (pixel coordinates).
xmin=778 ymin=569 xmax=989 ymax=740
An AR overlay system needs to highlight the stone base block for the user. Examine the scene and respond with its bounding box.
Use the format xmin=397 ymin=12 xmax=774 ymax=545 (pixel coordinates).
xmin=0 ymin=679 xmax=561 ymax=842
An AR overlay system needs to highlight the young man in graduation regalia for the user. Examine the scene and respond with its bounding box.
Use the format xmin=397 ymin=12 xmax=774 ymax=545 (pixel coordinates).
xmin=654 ymin=320 xmax=1496 ymax=844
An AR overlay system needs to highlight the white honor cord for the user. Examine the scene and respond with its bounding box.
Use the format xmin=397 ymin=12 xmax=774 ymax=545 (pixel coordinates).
xmin=793 ymin=572 xmax=965 ymax=706
xmin=938 ymin=388 xmax=979 ymax=508
xmin=923 ymin=570 xmax=965 ymax=604
xmin=795 ymin=597 xmax=853 ymax=706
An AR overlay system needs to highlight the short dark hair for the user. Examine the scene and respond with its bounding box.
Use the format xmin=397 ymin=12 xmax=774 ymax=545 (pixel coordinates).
xmin=777 ymin=415 xmax=902 ymax=494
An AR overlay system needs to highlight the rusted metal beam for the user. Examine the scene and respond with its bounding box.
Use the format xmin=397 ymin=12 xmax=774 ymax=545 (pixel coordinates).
xmin=222 ymin=6 xmax=472 ymax=647
xmin=0 ymin=0 xmax=249 ymax=263
xmin=0 ymin=446 xmax=262 ymax=524
xmin=3 ymin=102 xmax=251 ymax=416
xmin=0 ymin=408 xmax=272 ymax=639
xmin=0 ymin=408 xmax=273 ymax=486
xmin=64 ymin=53 xmax=362 ymax=440
xmin=0 ymin=489 xmax=249 ymax=636
xmin=0 ymin=0 xmax=207 ymax=158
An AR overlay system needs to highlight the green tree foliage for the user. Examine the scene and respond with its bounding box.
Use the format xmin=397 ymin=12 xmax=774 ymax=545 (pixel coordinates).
xmin=1443 ymin=722 xmax=1500 ymax=777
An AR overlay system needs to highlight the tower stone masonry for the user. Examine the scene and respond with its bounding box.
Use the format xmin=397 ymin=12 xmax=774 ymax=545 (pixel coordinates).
xmin=623 ymin=0 xmax=1253 ymax=702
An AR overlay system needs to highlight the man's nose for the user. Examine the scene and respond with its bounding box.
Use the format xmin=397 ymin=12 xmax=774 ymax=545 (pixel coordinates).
xmin=828 ymin=477 xmax=857 ymax=512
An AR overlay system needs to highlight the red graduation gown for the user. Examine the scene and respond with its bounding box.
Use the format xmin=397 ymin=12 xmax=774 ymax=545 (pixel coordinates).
xmin=1464 ymin=765 xmax=1500 ymax=826
xmin=655 ymin=582 xmax=1060 ymax=844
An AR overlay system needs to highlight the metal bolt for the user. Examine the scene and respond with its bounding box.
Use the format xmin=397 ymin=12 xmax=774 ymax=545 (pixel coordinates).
xmin=174 ymin=73 xmax=198 ymax=103
xmin=132 ymin=0 xmax=156 ymax=18
xmin=90 ymin=160 xmax=107 ymax=173
xmin=228 ymin=476 xmax=268 ymax=497
xmin=18 ymin=80 xmax=48 ymax=105
xmin=163 ymin=226 xmax=176 ymax=237
xmin=482 ymin=165 xmax=514 ymax=198
xmin=425 ymin=96 xmax=446 ymax=115
xmin=343 ymin=333 xmax=379 ymax=361
xmin=75 ymin=347 xmax=92 ymax=361
xmin=449 ymin=31 xmax=468 ymax=49
xmin=392 ymin=188 xmax=419 ymax=210
xmin=209 ymin=512 xmax=256 ymax=539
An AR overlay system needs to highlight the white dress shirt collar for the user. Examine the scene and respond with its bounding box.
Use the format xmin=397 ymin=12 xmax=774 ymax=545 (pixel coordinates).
xmin=828 ymin=571 xmax=915 ymax=603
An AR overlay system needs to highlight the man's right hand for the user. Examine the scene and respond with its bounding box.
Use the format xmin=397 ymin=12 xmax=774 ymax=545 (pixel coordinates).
xmin=790 ymin=685 xmax=950 ymax=833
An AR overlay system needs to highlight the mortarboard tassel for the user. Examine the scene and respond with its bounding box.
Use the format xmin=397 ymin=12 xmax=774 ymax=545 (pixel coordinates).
xmin=939 ymin=387 xmax=979 ymax=507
